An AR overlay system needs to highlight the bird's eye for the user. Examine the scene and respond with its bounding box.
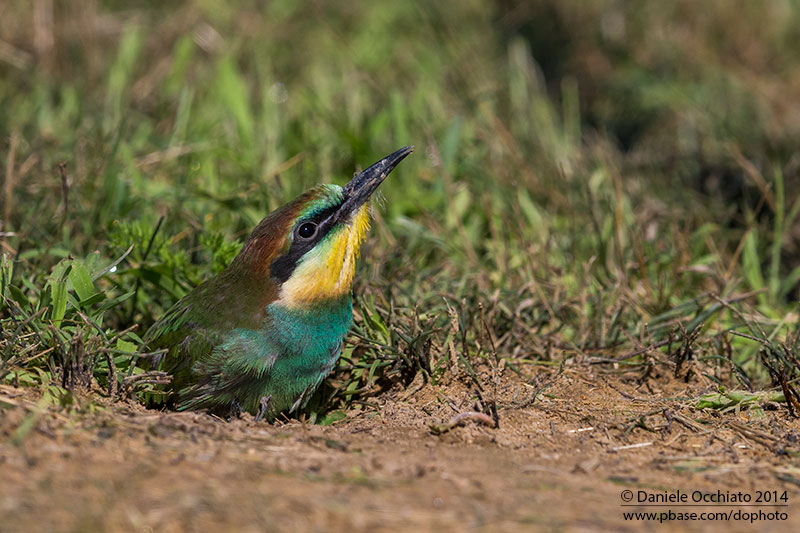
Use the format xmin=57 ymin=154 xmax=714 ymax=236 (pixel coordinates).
xmin=297 ymin=222 xmax=317 ymax=240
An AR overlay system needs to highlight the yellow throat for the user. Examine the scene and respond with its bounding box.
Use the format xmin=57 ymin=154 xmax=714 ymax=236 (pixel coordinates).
xmin=278 ymin=204 xmax=371 ymax=307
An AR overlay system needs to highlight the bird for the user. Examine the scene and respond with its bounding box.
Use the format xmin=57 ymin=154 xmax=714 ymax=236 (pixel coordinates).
xmin=144 ymin=146 xmax=414 ymax=421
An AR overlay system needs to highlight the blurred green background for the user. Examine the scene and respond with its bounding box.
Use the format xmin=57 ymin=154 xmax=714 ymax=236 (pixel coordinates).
xmin=2 ymin=0 xmax=800 ymax=413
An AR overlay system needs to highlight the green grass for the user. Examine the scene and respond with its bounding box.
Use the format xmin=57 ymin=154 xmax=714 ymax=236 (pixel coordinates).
xmin=2 ymin=0 xmax=800 ymax=419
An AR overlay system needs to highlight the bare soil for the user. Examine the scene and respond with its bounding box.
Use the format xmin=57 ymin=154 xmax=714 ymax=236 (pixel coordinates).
xmin=2 ymin=366 xmax=800 ymax=532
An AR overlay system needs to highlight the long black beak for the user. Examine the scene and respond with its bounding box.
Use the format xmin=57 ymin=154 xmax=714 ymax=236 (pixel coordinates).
xmin=333 ymin=145 xmax=414 ymax=223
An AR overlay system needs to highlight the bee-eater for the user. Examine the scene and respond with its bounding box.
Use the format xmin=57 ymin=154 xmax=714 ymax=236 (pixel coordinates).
xmin=144 ymin=146 xmax=413 ymax=421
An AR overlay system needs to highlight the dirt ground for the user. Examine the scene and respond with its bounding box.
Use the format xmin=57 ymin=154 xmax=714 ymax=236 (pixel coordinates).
xmin=2 ymin=366 xmax=800 ymax=532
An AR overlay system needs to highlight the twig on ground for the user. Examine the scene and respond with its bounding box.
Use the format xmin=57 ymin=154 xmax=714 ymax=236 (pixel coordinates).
xmin=120 ymin=371 xmax=171 ymax=398
xmin=429 ymin=411 xmax=495 ymax=435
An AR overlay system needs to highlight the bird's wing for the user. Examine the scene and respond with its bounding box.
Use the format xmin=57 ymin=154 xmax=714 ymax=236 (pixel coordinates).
xmin=145 ymin=268 xmax=274 ymax=352
xmin=144 ymin=296 xmax=192 ymax=351
xmin=173 ymin=329 xmax=280 ymax=413
xmin=143 ymin=293 xmax=218 ymax=383
xmin=143 ymin=270 xmax=279 ymax=411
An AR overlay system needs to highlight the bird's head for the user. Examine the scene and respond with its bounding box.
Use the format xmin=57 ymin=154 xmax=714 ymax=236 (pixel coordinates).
xmin=236 ymin=146 xmax=413 ymax=308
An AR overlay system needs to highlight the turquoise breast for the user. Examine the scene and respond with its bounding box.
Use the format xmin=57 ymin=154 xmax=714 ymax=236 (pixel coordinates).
xmin=266 ymin=298 xmax=353 ymax=365
xmin=262 ymin=297 xmax=353 ymax=411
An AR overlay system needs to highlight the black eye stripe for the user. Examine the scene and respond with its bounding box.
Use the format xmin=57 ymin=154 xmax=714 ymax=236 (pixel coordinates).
xmin=308 ymin=205 xmax=339 ymax=225
xmin=270 ymin=203 xmax=342 ymax=283
xmin=291 ymin=204 xmax=339 ymax=240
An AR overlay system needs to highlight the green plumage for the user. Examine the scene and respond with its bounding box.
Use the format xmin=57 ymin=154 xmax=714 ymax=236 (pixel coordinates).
xmin=145 ymin=274 xmax=352 ymax=418
xmin=143 ymin=146 xmax=413 ymax=421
